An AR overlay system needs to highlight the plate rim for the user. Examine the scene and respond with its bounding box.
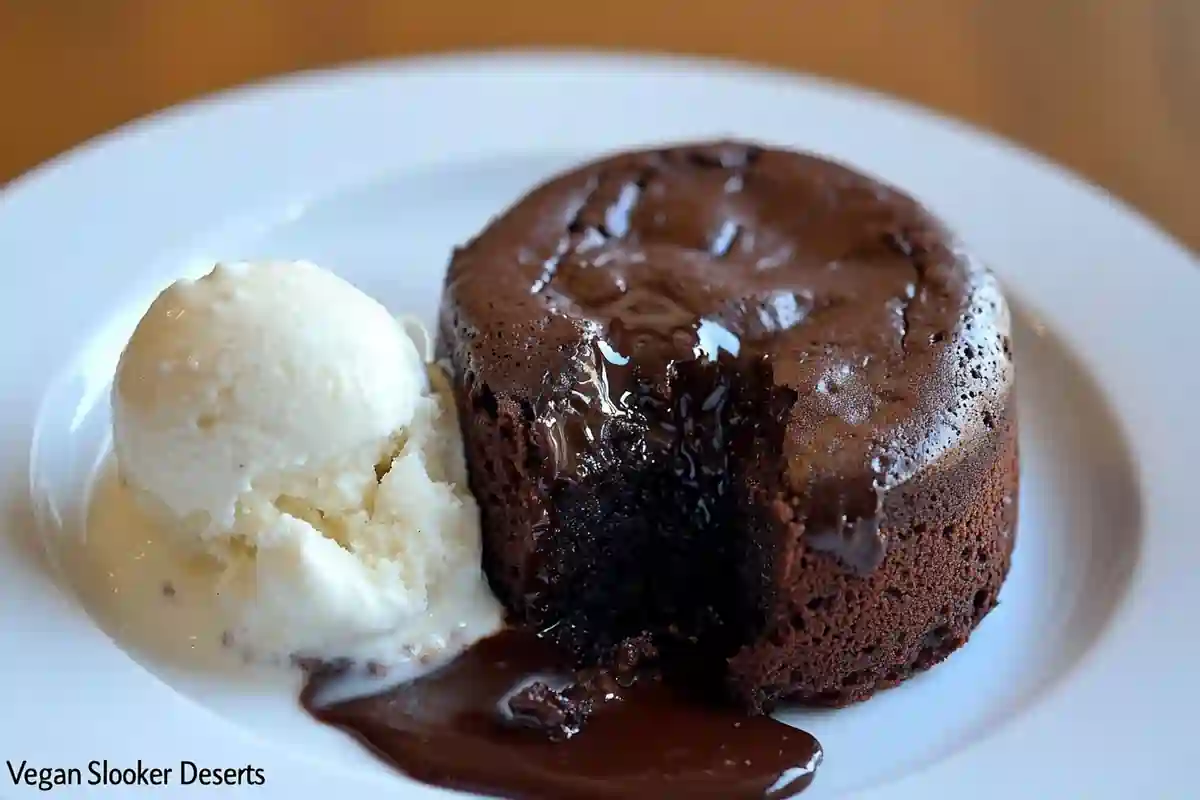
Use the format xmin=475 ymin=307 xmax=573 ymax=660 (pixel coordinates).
xmin=6 ymin=47 xmax=1199 ymax=257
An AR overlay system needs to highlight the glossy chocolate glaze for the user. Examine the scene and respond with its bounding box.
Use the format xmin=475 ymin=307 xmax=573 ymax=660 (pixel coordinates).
xmin=302 ymin=630 xmax=821 ymax=799
xmin=441 ymin=142 xmax=1011 ymax=578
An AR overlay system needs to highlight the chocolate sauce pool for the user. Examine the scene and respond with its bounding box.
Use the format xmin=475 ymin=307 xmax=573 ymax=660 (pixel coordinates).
xmin=301 ymin=630 xmax=821 ymax=799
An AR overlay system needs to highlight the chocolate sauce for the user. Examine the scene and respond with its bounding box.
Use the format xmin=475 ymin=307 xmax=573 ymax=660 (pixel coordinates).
xmin=302 ymin=629 xmax=822 ymax=799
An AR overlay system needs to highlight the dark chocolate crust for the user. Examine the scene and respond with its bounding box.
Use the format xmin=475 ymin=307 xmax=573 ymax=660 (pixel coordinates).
xmin=437 ymin=141 xmax=1018 ymax=711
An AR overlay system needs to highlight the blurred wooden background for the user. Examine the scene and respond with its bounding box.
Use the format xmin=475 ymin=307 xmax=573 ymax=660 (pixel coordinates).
xmin=1 ymin=0 xmax=1197 ymax=251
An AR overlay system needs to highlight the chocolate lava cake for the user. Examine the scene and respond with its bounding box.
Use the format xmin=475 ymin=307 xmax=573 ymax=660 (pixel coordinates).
xmin=436 ymin=141 xmax=1018 ymax=712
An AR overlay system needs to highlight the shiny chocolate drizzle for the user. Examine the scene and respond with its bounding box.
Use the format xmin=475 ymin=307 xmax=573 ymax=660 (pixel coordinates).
xmin=302 ymin=629 xmax=821 ymax=799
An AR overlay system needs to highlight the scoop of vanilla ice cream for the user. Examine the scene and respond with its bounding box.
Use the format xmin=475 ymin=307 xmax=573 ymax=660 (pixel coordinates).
xmin=111 ymin=261 xmax=502 ymax=665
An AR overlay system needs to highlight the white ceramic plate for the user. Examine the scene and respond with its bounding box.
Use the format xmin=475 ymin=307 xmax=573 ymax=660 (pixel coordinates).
xmin=1 ymin=52 xmax=1196 ymax=799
